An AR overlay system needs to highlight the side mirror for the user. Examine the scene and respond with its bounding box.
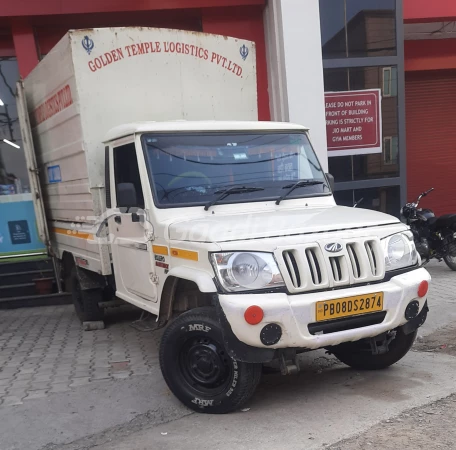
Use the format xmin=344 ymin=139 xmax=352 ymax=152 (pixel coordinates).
xmin=325 ymin=173 xmax=335 ymax=192
xmin=117 ymin=183 xmax=137 ymax=210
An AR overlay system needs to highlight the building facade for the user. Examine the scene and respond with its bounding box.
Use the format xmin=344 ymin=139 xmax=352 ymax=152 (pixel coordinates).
xmin=0 ymin=0 xmax=327 ymax=258
xmin=6 ymin=0 xmax=444 ymax=259
xmin=320 ymin=0 xmax=405 ymax=215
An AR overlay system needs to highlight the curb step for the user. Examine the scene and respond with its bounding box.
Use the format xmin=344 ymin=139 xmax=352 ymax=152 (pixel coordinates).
xmin=0 ymin=269 xmax=54 ymax=286
xmin=0 ymin=292 xmax=72 ymax=309
xmin=0 ymin=282 xmax=57 ymax=298
xmin=0 ymin=269 xmax=54 ymax=277
xmin=0 ymin=257 xmax=69 ymax=309
xmin=0 ymin=258 xmax=53 ymax=275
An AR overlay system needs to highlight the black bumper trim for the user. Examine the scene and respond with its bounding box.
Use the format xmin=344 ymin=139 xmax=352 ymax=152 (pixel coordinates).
xmin=213 ymin=295 xmax=276 ymax=364
xmin=308 ymin=311 xmax=387 ymax=335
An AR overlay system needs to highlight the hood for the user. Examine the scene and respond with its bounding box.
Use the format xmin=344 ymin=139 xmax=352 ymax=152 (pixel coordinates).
xmin=168 ymin=206 xmax=400 ymax=243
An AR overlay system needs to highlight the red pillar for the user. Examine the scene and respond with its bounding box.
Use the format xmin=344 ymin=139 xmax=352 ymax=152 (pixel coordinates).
xmin=11 ymin=17 xmax=39 ymax=78
xmin=202 ymin=5 xmax=270 ymax=121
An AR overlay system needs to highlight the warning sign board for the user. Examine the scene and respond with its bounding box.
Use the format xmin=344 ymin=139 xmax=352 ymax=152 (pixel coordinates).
xmin=325 ymin=89 xmax=382 ymax=157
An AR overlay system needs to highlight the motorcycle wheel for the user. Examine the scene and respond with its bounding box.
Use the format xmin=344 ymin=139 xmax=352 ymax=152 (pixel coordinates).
xmin=444 ymin=255 xmax=456 ymax=271
xmin=444 ymin=238 xmax=456 ymax=271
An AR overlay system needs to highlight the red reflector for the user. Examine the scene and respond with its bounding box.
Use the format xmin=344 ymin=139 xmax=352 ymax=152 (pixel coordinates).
xmin=418 ymin=280 xmax=429 ymax=298
xmin=244 ymin=306 xmax=264 ymax=325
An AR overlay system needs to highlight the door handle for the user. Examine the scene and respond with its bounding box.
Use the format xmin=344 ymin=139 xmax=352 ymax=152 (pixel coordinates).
xmin=114 ymin=216 xmax=122 ymax=224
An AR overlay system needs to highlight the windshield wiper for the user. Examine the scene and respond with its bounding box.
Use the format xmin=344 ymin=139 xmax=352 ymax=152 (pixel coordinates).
xmin=275 ymin=180 xmax=326 ymax=205
xmin=204 ymin=186 xmax=265 ymax=211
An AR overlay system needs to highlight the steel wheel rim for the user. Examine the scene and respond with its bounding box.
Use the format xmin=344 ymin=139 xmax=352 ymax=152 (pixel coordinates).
xmin=179 ymin=335 xmax=233 ymax=395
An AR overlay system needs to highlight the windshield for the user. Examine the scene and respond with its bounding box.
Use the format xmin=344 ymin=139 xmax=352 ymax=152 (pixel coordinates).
xmin=142 ymin=132 xmax=330 ymax=208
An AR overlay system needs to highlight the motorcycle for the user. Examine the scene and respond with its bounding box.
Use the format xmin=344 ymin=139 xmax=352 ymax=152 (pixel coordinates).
xmin=401 ymin=188 xmax=456 ymax=270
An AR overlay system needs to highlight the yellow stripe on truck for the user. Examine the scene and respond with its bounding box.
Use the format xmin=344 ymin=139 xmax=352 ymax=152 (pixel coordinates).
xmin=53 ymin=227 xmax=94 ymax=241
xmin=152 ymin=245 xmax=169 ymax=256
xmin=170 ymin=248 xmax=199 ymax=261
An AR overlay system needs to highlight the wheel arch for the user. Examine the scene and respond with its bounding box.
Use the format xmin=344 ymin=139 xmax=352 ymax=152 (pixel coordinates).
xmin=61 ymin=251 xmax=106 ymax=291
xmin=158 ymin=268 xmax=218 ymax=325
xmin=165 ymin=267 xmax=217 ymax=293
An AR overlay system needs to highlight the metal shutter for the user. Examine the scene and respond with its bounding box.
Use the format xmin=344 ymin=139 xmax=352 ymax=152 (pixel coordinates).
xmin=406 ymin=70 xmax=456 ymax=216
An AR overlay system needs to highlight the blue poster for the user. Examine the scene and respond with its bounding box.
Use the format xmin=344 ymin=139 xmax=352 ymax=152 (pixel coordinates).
xmin=0 ymin=200 xmax=45 ymax=255
xmin=8 ymin=220 xmax=31 ymax=245
xmin=47 ymin=165 xmax=62 ymax=183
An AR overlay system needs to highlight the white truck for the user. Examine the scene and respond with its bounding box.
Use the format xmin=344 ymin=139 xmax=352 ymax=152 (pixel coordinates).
xmin=18 ymin=27 xmax=431 ymax=414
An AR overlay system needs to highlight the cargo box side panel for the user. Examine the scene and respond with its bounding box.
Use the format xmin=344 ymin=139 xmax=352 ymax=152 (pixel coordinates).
xmin=70 ymin=27 xmax=258 ymax=192
xmin=50 ymin=220 xmax=106 ymax=274
xmin=24 ymin=33 xmax=107 ymax=274
xmin=25 ymin=35 xmax=93 ymax=223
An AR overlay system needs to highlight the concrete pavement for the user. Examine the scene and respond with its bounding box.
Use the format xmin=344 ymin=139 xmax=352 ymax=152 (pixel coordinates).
xmin=0 ymin=306 xmax=161 ymax=407
xmin=0 ymin=261 xmax=455 ymax=450
xmin=90 ymin=351 xmax=456 ymax=450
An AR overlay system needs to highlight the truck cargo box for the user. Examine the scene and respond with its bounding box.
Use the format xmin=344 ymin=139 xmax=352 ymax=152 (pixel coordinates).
xmin=19 ymin=27 xmax=257 ymax=274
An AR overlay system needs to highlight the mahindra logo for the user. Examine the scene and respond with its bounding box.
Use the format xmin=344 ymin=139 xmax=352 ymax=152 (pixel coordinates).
xmin=325 ymin=243 xmax=343 ymax=253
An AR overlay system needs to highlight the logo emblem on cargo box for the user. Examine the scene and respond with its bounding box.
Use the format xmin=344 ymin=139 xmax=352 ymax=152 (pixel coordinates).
xmin=82 ymin=36 xmax=95 ymax=55
xmin=325 ymin=243 xmax=343 ymax=253
xmin=240 ymin=44 xmax=249 ymax=61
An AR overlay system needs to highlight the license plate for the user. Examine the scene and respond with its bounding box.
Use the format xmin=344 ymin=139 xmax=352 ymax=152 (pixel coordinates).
xmin=316 ymin=293 xmax=384 ymax=322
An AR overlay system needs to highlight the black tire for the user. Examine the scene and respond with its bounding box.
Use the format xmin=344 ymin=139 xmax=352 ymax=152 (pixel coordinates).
xmin=70 ymin=267 xmax=104 ymax=322
xmin=443 ymin=234 xmax=456 ymax=271
xmin=331 ymin=328 xmax=417 ymax=371
xmin=444 ymin=256 xmax=456 ymax=271
xmin=159 ymin=306 xmax=262 ymax=414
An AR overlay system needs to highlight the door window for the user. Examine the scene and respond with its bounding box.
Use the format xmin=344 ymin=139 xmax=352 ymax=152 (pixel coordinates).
xmin=113 ymin=143 xmax=145 ymax=208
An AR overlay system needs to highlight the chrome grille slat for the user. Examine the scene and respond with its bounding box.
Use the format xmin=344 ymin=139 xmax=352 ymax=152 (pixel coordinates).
xmin=306 ymin=248 xmax=322 ymax=285
xmin=330 ymin=257 xmax=340 ymax=282
xmin=329 ymin=255 xmax=348 ymax=284
xmin=365 ymin=241 xmax=378 ymax=276
xmin=347 ymin=244 xmax=360 ymax=278
xmin=283 ymin=251 xmax=300 ymax=288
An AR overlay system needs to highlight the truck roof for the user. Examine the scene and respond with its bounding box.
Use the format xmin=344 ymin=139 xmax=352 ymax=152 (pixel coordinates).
xmin=104 ymin=121 xmax=309 ymax=142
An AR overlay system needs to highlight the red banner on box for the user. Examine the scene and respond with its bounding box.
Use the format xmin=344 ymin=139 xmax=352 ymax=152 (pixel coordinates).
xmin=325 ymin=89 xmax=382 ymax=157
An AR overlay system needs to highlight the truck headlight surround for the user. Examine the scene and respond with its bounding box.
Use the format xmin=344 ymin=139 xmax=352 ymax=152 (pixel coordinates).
xmin=382 ymin=231 xmax=418 ymax=272
xmin=210 ymin=252 xmax=285 ymax=293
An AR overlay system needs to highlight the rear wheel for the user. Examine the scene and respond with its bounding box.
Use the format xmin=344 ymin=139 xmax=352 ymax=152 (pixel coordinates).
xmin=70 ymin=267 xmax=104 ymax=322
xmin=159 ymin=307 xmax=262 ymax=414
xmin=444 ymin=238 xmax=456 ymax=271
xmin=331 ymin=328 xmax=417 ymax=370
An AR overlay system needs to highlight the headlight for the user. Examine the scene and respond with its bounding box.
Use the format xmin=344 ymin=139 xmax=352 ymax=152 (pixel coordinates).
xmin=210 ymin=252 xmax=285 ymax=292
xmin=382 ymin=231 xmax=418 ymax=272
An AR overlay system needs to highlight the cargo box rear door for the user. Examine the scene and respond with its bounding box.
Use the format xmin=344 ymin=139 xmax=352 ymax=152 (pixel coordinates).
xmin=16 ymin=80 xmax=50 ymax=252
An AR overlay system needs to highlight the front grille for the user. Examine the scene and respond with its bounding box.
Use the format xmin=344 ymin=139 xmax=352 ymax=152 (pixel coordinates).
xmin=278 ymin=238 xmax=384 ymax=293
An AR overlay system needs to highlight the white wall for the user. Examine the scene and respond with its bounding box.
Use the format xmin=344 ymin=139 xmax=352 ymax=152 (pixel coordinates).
xmin=264 ymin=0 xmax=328 ymax=171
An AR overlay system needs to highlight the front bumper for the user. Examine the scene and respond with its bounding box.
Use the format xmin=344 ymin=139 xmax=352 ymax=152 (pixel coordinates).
xmin=217 ymin=267 xmax=430 ymax=357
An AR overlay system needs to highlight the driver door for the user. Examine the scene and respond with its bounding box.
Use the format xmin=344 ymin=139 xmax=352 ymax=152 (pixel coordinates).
xmin=108 ymin=141 xmax=158 ymax=307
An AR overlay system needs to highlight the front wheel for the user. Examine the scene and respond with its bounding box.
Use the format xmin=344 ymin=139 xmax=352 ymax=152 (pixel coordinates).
xmin=331 ymin=328 xmax=417 ymax=370
xmin=159 ymin=307 xmax=262 ymax=414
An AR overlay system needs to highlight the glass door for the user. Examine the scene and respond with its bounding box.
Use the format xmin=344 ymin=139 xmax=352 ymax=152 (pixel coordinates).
xmin=0 ymin=56 xmax=46 ymax=261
